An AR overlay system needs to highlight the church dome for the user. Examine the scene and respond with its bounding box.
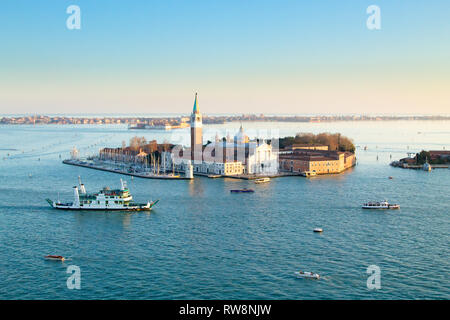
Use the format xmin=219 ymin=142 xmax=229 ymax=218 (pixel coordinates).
xmin=234 ymin=125 xmax=249 ymax=144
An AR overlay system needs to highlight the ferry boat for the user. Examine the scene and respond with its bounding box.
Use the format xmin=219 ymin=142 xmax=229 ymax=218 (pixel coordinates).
xmin=46 ymin=178 xmax=158 ymax=211
xmin=254 ymin=177 xmax=270 ymax=184
xmin=362 ymin=201 xmax=400 ymax=210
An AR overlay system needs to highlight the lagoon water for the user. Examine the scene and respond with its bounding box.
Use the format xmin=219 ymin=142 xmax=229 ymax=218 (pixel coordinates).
xmin=0 ymin=120 xmax=449 ymax=299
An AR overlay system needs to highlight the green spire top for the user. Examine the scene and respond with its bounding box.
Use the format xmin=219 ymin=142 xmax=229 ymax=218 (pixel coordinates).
xmin=193 ymin=92 xmax=199 ymax=114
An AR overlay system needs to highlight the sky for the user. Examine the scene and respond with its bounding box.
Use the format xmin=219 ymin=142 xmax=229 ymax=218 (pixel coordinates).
xmin=0 ymin=0 xmax=449 ymax=115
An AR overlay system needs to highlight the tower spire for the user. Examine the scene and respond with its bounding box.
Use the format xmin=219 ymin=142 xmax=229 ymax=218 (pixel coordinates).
xmin=193 ymin=92 xmax=199 ymax=114
xmin=190 ymin=92 xmax=203 ymax=162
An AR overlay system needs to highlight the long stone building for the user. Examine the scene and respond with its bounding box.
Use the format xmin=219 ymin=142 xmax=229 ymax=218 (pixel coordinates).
xmin=279 ymin=147 xmax=356 ymax=174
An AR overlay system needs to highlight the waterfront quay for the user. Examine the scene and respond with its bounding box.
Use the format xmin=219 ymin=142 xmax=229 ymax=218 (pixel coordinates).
xmin=63 ymin=159 xmax=191 ymax=180
xmin=63 ymin=158 xmax=305 ymax=181
xmin=192 ymin=171 xmax=303 ymax=180
xmin=391 ymin=163 xmax=449 ymax=169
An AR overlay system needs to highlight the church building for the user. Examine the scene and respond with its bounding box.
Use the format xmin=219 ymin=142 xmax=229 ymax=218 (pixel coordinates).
xmin=162 ymin=93 xmax=279 ymax=176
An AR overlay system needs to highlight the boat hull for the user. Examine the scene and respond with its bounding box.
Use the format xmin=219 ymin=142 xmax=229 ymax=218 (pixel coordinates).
xmin=47 ymin=199 xmax=158 ymax=211
xmin=45 ymin=255 xmax=65 ymax=261
xmin=362 ymin=205 xmax=400 ymax=210
xmin=52 ymin=206 xmax=152 ymax=211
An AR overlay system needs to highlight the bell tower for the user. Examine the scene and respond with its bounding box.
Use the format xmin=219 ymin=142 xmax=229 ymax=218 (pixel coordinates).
xmin=190 ymin=93 xmax=202 ymax=162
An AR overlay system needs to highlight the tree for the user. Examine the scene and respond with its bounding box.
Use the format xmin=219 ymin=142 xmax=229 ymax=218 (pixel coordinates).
xmin=415 ymin=151 xmax=431 ymax=165
xmin=129 ymin=136 xmax=147 ymax=151
xmin=278 ymin=132 xmax=355 ymax=152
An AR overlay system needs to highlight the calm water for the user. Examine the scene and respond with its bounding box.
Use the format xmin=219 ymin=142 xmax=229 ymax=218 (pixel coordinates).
xmin=0 ymin=121 xmax=449 ymax=299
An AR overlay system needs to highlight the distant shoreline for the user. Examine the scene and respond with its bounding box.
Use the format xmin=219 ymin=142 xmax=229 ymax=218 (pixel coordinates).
xmin=2 ymin=114 xmax=450 ymax=126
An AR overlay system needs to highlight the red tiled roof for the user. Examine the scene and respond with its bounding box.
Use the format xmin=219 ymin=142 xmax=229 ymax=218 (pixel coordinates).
xmin=429 ymin=150 xmax=450 ymax=155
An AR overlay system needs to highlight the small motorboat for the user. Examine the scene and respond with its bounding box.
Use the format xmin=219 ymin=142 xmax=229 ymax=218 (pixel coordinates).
xmin=300 ymin=171 xmax=316 ymax=177
xmin=388 ymin=176 xmax=393 ymax=180
xmin=45 ymin=255 xmax=65 ymax=261
xmin=362 ymin=201 xmax=400 ymax=210
xmin=254 ymin=177 xmax=270 ymax=184
xmin=313 ymin=228 xmax=323 ymax=233
xmin=294 ymin=271 xmax=320 ymax=279
xmin=230 ymin=188 xmax=255 ymax=193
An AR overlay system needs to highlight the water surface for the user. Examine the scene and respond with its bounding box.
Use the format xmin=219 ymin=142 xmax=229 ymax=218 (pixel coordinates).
xmin=0 ymin=120 xmax=449 ymax=299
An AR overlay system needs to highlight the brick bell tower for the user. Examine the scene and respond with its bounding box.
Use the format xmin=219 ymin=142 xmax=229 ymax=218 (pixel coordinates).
xmin=190 ymin=92 xmax=203 ymax=163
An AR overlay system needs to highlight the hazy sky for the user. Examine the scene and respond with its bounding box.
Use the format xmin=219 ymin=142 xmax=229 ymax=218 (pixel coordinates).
xmin=0 ymin=0 xmax=449 ymax=115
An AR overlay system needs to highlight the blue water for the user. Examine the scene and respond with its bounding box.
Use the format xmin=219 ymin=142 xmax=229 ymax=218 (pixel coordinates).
xmin=0 ymin=121 xmax=449 ymax=299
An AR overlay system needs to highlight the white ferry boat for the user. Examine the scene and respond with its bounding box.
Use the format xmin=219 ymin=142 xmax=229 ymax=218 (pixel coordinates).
xmin=46 ymin=178 xmax=158 ymax=211
xmin=362 ymin=201 xmax=400 ymax=210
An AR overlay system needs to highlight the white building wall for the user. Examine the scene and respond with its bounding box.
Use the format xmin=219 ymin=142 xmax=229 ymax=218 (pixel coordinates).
xmin=246 ymin=143 xmax=278 ymax=175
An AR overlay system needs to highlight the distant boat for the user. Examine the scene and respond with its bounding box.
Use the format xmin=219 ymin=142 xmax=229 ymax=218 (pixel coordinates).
xmin=254 ymin=177 xmax=270 ymax=184
xmin=45 ymin=255 xmax=65 ymax=261
xmin=313 ymin=228 xmax=323 ymax=233
xmin=362 ymin=201 xmax=400 ymax=210
xmin=230 ymin=188 xmax=254 ymax=193
xmin=388 ymin=176 xmax=393 ymax=179
xmin=423 ymin=160 xmax=432 ymax=171
xmin=294 ymin=271 xmax=320 ymax=279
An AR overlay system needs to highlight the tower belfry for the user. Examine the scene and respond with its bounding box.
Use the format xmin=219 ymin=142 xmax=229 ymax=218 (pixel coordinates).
xmin=190 ymin=93 xmax=203 ymax=162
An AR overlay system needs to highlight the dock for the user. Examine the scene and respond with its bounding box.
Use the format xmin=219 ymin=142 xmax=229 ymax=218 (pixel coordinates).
xmin=209 ymin=172 xmax=303 ymax=180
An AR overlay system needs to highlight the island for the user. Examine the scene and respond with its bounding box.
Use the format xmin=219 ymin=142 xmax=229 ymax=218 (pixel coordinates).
xmin=391 ymin=150 xmax=450 ymax=169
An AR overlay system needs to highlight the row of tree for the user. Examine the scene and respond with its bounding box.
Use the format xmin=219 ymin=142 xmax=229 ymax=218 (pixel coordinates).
xmin=127 ymin=136 xmax=172 ymax=152
xmin=128 ymin=136 xmax=148 ymax=150
xmin=415 ymin=151 xmax=449 ymax=165
xmin=278 ymin=132 xmax=355 ymax=152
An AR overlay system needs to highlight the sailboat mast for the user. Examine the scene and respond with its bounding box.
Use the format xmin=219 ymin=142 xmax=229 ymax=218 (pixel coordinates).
xmin=157 ymin=155 xmax=160 ymax=175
